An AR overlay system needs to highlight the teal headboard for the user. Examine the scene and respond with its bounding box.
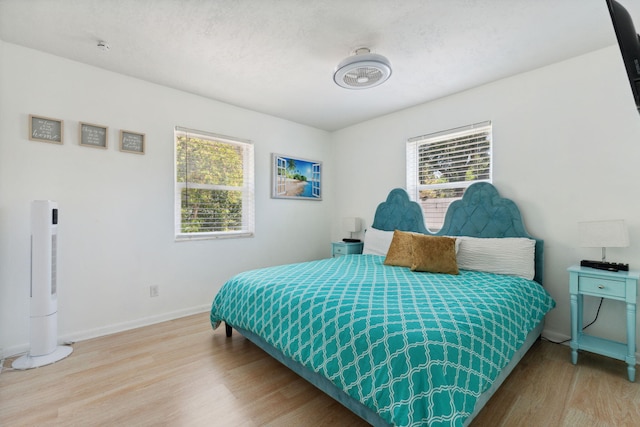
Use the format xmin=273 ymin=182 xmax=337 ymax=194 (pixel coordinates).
xmin=371 ymin=182 xmax=544 ymax=285
xmin=371 ymin=188 xmax=429 ymax=234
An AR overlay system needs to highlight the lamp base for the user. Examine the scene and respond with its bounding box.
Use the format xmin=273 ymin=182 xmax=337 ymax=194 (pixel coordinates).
xmin=11 ymin=345 xmax=73 ymax=370
xmin=580 ymin=259 xmax=629 ymax=272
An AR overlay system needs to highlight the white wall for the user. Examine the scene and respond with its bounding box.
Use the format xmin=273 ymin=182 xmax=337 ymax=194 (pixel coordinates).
xmin=330 ymin=46 xmax=640 ymax=345
xmin=0 ymin=42 xmax=333 ymax=356
xmin=5 ymin=39 xmax=640 ymax=358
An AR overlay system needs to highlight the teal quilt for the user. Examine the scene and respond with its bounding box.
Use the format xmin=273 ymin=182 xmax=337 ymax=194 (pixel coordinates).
xmin=210 ymin=254 xmax=555 ymax=426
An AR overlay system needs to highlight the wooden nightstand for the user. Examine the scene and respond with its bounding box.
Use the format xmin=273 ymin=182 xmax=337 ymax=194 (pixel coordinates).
xmin=332 ymin=241 xmax=363 ymax=257
xmin=568 ymin=265 xmax=639 ymax=382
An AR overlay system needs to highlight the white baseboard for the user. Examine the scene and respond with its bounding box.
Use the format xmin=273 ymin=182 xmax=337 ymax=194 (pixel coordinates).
xmin=3 ymin=304 xmax=211 ymax=358
xmin=6 ymin=316 xmax=639 ymax=369
xmin=541 ymin=329 xmax=570 ymax=344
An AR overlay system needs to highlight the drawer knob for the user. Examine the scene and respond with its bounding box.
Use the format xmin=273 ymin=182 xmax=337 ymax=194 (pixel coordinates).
xmin=598 ymin=284 xmax=605 ymax=289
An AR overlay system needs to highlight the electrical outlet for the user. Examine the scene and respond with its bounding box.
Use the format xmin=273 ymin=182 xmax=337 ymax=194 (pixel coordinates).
xmin=150 ymin=285 xmax=159 ymax=298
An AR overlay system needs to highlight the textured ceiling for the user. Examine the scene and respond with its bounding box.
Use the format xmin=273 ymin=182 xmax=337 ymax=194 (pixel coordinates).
xmin=0 ymin=0 xmax=631 ymax=131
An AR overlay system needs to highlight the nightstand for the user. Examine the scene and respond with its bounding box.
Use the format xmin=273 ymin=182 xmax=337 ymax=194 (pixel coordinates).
xmin=332 ymin=241 xmax=363 ymax=257
xmin=568 ymin=265 xmax=639 ymax=382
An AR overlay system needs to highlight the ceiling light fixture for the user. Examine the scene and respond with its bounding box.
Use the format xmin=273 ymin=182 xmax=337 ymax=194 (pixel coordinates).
xmin=333 ymin=47 xmax=392 ymax=90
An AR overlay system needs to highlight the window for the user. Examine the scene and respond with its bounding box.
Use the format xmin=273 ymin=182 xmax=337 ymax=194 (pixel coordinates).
xmin=406 ymin=121 xmax=492 ymax=232
xmin=175 ymin=127 xmax=254 ymax=240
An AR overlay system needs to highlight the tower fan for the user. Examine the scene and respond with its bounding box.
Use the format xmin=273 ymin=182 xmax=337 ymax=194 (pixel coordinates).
xmin=12 ymin=200 xmax=72 ymax=369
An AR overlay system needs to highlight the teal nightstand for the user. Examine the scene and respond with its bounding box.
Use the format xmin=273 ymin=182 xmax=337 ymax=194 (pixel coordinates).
xmin=332 ymin=241 xmax=363 ymax=257
xmin=568 ymin=265 xmax=639 ymax=382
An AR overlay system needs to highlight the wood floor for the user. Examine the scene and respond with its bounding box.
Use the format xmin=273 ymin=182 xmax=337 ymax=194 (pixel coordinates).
xmin=1 ymin=312 xmax=639 ymax=426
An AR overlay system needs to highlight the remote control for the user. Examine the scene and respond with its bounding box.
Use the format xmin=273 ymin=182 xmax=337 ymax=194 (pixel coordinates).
xmin=580 ymin=259 xmax=629 ymax=272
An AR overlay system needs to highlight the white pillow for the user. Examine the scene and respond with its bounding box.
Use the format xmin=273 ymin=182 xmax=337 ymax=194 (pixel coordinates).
xmin=362 ymin=227 xmax=394 ymax=256
xmin=456 ymin=237 xmax=535 ymax=280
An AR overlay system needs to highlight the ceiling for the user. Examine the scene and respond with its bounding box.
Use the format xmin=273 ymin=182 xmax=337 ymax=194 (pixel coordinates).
xmin=0 ymin=0 xmax=631 ymax=131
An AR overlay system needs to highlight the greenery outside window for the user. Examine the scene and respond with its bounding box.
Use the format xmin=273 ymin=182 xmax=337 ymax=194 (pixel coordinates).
xmin=175 ymin=127 xmax=254 ymax=240
xmin=406 ymin=121 xmax=492 ymax=232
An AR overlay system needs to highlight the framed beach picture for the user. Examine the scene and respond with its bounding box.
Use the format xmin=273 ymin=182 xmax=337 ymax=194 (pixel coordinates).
xmin=271 ymin=153 xmax=322 ymax=200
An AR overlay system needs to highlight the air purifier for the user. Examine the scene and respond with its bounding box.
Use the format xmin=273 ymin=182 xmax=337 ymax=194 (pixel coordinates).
xmin=12 ymin=200 xmax=72 ymax=370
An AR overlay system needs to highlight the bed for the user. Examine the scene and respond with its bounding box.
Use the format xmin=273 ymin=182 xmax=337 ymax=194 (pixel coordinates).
xmin=210 ymin=182 xmax=555 ymax=426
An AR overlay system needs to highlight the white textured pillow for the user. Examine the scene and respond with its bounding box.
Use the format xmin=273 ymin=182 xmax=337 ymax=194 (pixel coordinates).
xmin=362 ymin=227 xmax=394 ymax=256
xmin=456 ymin=237 xmax=535 ymax=280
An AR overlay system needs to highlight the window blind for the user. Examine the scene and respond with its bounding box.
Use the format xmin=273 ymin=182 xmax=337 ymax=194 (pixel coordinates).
xmin=407 ymin=121 xmax=491 ymax=231
xmin=175 ymin=127 xmax=254 ymax=240
xmin=407 ymin=121 xmax=491 ymax=197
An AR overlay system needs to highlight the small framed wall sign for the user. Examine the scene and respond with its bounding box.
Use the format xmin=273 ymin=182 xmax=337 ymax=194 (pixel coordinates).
xmin=120 ymin=130 xmax=145 ymax=154
xmin=29 ymin=114 xmax=63 ymax=144
xmin=79 ymin=122 xmax=108 ymax=149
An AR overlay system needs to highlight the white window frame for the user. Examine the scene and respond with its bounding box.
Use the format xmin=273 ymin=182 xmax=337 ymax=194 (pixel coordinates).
xmin=174 ymin=126 xmax=255 ymax=241
xmin=406 ymin=121 xmax=492 ymax=232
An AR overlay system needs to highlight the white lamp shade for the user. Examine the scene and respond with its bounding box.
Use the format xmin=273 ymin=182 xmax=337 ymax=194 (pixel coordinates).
xmin=342 ymin=217 xmax=361 ymax=233
xmin=578 ymin=220 xmax=630 ymax=248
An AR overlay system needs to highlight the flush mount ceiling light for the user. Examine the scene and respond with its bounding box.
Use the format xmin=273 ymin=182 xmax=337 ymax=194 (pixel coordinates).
xmin=333 ymin=47 xmax=392 ymax=90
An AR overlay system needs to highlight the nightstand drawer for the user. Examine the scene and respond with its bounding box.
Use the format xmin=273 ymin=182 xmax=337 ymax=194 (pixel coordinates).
xmin=334 ymin=245 xmax=348 ymax=255
xmin=579 ymin=276 xmax=625 ymax=298
xmin=331 ymin=241 xmax=363 ymax=257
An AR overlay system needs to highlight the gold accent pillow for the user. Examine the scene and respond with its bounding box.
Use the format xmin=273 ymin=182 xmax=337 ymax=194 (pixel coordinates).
xmin=383 ymin=230 xmax=415 ymax=267
xmin=410 ymin=234 xmax=459 ymax=275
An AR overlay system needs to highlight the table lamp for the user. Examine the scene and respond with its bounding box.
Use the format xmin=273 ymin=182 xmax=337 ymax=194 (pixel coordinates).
xmin=578 ymin=219 xmax=630 ymax=271
xmin=342 ymin=217 xmax=362 ymax=242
